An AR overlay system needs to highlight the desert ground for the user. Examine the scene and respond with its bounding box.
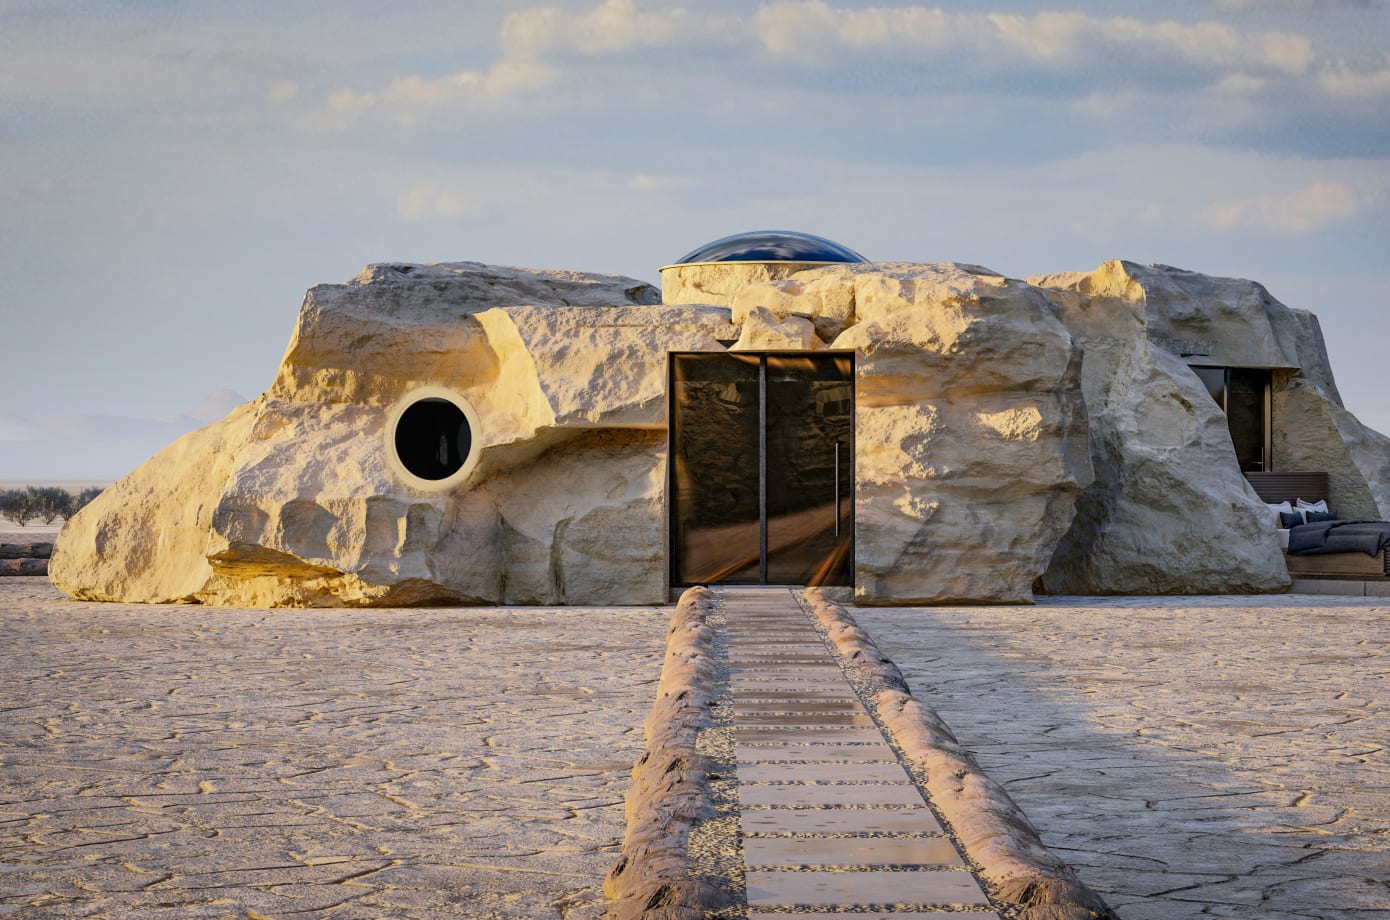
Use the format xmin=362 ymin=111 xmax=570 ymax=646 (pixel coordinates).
xmin=0 ymin=576 xmax=668 ymax=919
xmin=2 ymin=570 xmax=1387 ymax=918
xmin=859 ymin=597 xmax=1390 ymax=919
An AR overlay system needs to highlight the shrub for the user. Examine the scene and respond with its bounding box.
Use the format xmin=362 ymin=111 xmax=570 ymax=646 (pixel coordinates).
xmin=0 ymin=489 xmax=36 ymax=527
xmin=30 ymin=486 xmax=72 ymax=524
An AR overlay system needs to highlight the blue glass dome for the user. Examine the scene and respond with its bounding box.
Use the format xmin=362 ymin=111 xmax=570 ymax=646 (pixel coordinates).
xmin=672 ymin=231 xmax=868 ymax=265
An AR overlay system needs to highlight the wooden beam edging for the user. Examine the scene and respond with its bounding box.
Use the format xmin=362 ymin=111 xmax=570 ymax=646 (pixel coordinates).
xmin=0 ymin=542 xmax=52 ymax=576
xmin=802 ymin=587 xmax=1118 ymax=920
xmin=604 ymin=585 xmax=732 ymax=920
xmin=0 ymin=542 xmax=54 ymax=559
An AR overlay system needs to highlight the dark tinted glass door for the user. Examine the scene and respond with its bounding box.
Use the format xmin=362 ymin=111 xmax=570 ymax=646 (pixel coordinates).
xmin=764 ymin=354 xmax=854 ymax=585
xmin=1227 ymin=368 xmax=1271 ymax=472
xmin=670 ymin=352 xmax=853 ymax=587
xmin=1192 ymin=365 xmax=1272 ymax=472
xmin=670 ymin=353 xmax=762 ymax=584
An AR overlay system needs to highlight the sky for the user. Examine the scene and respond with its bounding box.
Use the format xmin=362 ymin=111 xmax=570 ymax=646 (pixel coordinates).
xmin=3 ymin=0 xmax=1389 ymax=480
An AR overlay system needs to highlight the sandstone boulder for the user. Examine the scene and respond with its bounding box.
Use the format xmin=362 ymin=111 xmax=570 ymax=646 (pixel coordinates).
xmin=1273 ymin=380 xmax=1390 ymax=520
xmin=729 ymin=305 xmax=823 ymax=351
xmin=1032 ymin=260 xmax=1385 ymax=594
xmin=271 ymin=261 xmax=661 ymax=407
xmin=53 ymin=263 xmax=687 ymax=606
xmin=728 ymin=262 xmax=1094 ymax=604
xmin=1030 ymin=268 xmax=1289 ymax=595
xmin=661 ymin=260 xmax=827 ymax=308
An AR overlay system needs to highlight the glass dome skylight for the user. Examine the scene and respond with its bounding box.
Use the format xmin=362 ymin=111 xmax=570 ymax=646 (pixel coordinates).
xmin=672 ymin=231 xmax=868 ymax=265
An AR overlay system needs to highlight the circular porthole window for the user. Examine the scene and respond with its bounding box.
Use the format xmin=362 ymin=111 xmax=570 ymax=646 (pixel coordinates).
xmin=385 ymin=387 xmax=482 ymax=492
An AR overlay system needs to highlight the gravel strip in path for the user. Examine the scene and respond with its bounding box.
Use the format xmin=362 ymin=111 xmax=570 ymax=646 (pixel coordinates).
xmin=0 ymin=578 xmax=669 ymax=920
xmin=852 ymin=595 xmax=1390 ymax=920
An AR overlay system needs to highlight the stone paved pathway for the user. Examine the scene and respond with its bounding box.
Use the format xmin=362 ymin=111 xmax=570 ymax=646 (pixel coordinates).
xmin=853 ymin=596 xmax=1390 ymax=920
xmin=0 ymin=578 xmax=667 ymax=919
xmin=721 ymin=587 xmax=999 ymax=917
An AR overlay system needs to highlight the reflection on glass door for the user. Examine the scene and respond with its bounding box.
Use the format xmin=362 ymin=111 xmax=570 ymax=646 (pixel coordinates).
xmin=670 ymin=352 xmax=853 ymax=587
xmin=1191 ymin=365 xmax=1272 ymax=471
xmin=670 ymin=353 xmax=762 ymax=584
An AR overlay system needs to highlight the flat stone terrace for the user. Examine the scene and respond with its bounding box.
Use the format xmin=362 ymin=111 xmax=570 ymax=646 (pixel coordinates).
xmin=854 ymin=595 xmax=1390 ymax=920
xmin=0 ymin=578 xmax=668 ymax=920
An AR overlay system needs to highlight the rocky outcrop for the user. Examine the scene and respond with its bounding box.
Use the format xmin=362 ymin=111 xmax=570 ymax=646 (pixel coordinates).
xmin=1273 ymin=381 xmax=1390 ymax=520
xmin=660 ymin=259 xmax=827 ymax=309
xmin=1028 ymin=263 xmax=1288 ymax=594
xmin=1030 ymin=260 xmax=1390 ymax=594
xmin=51 ymin=255 xmax=1389 ymax=606
xmin=726 ymin=262 xmax=1093 ymax=604
xmin=53 ymin=263 xmax=703 ymax=607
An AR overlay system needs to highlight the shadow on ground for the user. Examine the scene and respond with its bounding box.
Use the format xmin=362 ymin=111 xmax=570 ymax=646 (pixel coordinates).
xmin=854 ymin=596 xmax=1390 ymax=920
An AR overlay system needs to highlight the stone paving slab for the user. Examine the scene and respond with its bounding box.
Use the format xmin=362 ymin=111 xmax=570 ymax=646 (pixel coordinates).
xmin=854 ymin=596 xmax=1390 ymax=920
xmin=742 ymin=834 xmax=964 ymax=867
xmin=731 ymin=701 xmax=866 ymax=713
xmin=0 ymin=578 xmax=667 ymax=919
xmin=727 ymin=665 xmax=845 ymax=674
xmin=730 ymin=682 xmax=861 ymax=693
xmin=740 ymin=807 xmax=945 ymax=834
xmin=733 ymin=726 xmax=887 ymax=743
xmin=745 ymin=868 xmax=992 ymax=909
xmin=738 ymin=762 xmax=912 ymax=783
xmin=735 ymin=742 xmax=899 ymax=762
xmin=739 ymin=783 xmax=927 ymax=807
xmin=726 ymin=655 xmax=833 ymax=664
xmin=732 ymin=712 xmax=876 ymax=726
xmin=734 ymin=697 xmax=862 ymax=707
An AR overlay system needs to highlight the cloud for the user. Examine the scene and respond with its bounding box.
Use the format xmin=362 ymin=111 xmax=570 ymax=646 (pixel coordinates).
xmin=1318 ymin=54 xmax=1390 ymax=97
xmin=397 ymin=184 xmax=491 ymax=222
xmin=500 ymin=0 xmax=736 ymax=58
xmin=752 ymin=3 xmax=1313 ymax=76
xmin=302 ymin=0 xmax=1383 ymax=153
xmin=1200 ymin=181 xmax=1360 ymax=232
xmin=313 ymin=60 xmax=557 ymax=129
xmin=1215 ymin=0 xmax=1386 ymax=10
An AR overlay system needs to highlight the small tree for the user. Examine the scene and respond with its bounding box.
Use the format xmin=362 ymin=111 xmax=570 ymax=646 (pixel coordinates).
xmin=30 ymin=486 xmax=72 ymax=525
xmin=69 ymin=486 xmax=105 ymax=517
xmin=0 ymin=489 xmax=36 ymax=527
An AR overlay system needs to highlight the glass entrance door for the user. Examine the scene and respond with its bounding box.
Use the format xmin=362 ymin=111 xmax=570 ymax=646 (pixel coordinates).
xmin=670 ymin=352 xmax=853 ymax=587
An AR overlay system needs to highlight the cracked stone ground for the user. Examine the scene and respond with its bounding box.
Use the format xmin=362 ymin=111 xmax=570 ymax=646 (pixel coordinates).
xmin=854 ymin=596 xmax=1390 ymax=920
xmin=0 ymin=578 xmax=668 ymax=920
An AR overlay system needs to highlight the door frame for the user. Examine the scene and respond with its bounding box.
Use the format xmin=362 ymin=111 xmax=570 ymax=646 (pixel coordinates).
xmin=666 ymin=350 xmax=856 ymax=588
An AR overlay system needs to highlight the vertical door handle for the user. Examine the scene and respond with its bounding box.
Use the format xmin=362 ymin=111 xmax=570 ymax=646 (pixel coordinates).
xmin=834 ymin=440 xmax=841 ymax=537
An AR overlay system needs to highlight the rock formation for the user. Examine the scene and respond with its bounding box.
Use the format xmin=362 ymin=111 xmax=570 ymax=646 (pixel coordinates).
xmin=728 ymin=263 xmax=1093 ymax=604
xmin=51 ymin=255 xmax=1389 ymax=606
xmin=1028 ymin=264 xmax=1287 ymax=594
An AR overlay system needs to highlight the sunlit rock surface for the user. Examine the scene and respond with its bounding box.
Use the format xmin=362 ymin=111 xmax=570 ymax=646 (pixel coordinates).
xmin=52 ymin=257 xmax=1389 ymax=606
xmin=54 ymin=263 xmax=695 ymax=606
xmin=1029 ymin=263 xmax=1288 ymax=595
xmin=734 ymin=262 xmax=1094 ymax=604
